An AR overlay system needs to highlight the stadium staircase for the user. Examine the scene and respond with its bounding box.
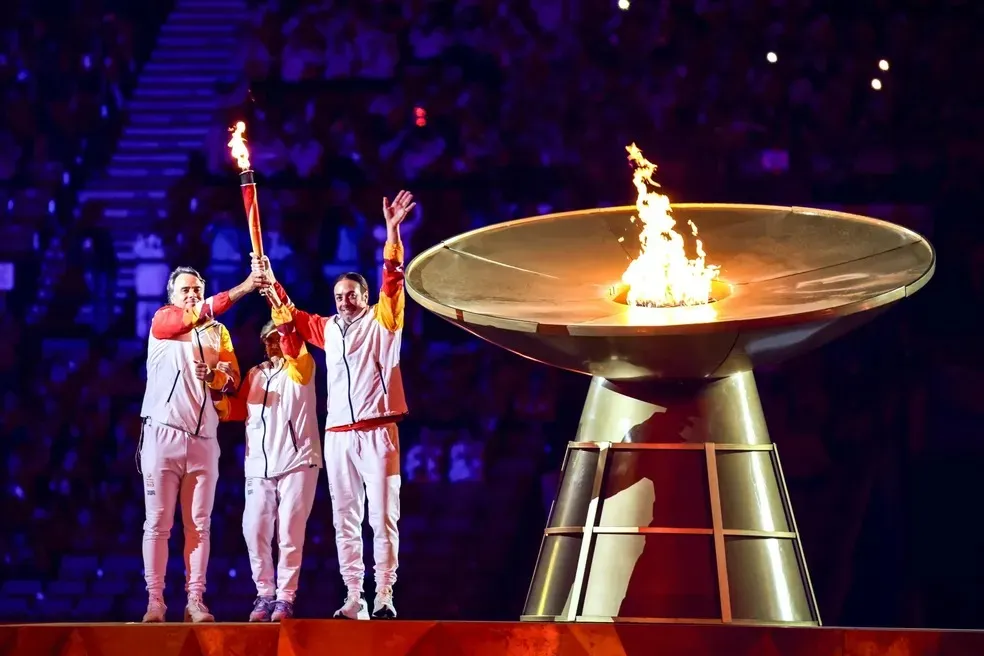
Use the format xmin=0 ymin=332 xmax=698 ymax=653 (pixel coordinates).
xmin=73 ymin=0 xmax=246 ymax=325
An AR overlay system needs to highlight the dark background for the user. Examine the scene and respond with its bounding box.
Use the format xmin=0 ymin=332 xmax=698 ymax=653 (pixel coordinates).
xmin=0 ymin=0 xmax=981 ymax=626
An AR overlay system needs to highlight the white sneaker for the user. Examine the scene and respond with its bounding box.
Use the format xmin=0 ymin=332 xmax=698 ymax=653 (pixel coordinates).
xmin=184 ymin=594 xmax=215 ymax=622
xmin=372 ymin=586 xmax=396 ymax=619
xmin=142 ymin=596 xmax=167 ymax=623
xmin=333 ymin=593 xmax=369 ymax=620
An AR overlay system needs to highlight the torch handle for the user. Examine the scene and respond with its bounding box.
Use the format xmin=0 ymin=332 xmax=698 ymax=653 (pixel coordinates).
xmin=239 ymin=171 xmax=264 ymax=259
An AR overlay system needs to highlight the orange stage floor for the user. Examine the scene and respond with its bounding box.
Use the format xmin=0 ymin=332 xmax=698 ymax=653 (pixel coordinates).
xmin=2 ymin=620 xmax=983 ymax=656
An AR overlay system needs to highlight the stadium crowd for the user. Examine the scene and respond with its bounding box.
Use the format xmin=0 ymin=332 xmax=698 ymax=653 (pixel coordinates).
xmin=1 ymin=0 xmax=982 ymax=626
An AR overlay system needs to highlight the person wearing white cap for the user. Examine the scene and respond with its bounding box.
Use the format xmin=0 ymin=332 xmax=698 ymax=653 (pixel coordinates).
xmin=220 ymin=293 xmax=322 ymax=622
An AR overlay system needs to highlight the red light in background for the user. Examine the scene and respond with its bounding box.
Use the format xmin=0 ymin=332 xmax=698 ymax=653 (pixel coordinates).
xmin=414 ymin=106 xmax=427 ymax=127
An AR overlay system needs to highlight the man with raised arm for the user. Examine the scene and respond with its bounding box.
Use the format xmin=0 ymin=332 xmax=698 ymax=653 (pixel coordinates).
xmin=219 ymin=295 xmax=322 ymax=623
xmin=138 ymin=265 xmax=264 ymax=623
xmin=252 ymin=190 xmax=416 ymax=620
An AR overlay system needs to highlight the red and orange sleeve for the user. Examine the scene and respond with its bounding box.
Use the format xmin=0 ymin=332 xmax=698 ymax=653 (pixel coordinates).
xmin=271 ymin=282 xmax=329 ymax=349
xmin=150 ymin=291 xmax=233 ymax=340
xmin=373 ymin=239 xmax=405 ymax=332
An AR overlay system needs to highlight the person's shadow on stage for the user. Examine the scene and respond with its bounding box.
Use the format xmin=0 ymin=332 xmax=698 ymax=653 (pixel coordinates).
xmin=585 ymin=403 xmax=721 ymax=619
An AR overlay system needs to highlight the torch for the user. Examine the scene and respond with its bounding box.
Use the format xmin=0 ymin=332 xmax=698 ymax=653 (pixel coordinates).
xmin=228 ymin=121 xmax=264 ymax=259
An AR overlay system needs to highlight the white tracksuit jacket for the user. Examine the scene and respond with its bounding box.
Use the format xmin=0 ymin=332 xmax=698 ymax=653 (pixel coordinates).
xmin=140 ymin=293 xmax=240 ymax=437
xmin=320 ymin=299 xmax=407 ymax=430
xmin=269 ymin=240 xmax=408 ymax=430
xmin=235 ymin=351 xmax=322 ymax=479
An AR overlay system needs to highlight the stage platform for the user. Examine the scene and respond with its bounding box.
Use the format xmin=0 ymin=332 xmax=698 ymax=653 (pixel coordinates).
xmin=2 ymin=620 xmax=983 ymax=656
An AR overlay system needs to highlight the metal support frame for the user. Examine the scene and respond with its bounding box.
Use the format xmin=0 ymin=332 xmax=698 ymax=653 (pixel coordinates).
xmin=531 ymin=440 xmax=819 ymax=624
xmin=771 ymin=443 xmax=823 ymax=626
xmin=564 ymin=443 xmax=609 ymax=621
xmin=705 ymin=443 xmax=732 ymax=622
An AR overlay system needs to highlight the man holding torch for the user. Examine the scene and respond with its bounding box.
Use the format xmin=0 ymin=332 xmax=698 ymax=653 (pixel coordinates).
xmin=138 ymin=265 xmax=265 ymax=623
xmin=251 ymin=190 xmax=416 ymax=620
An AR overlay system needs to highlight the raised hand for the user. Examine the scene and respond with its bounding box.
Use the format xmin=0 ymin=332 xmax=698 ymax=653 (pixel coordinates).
xmin=382 ymin=190 xmax=416 ymax=231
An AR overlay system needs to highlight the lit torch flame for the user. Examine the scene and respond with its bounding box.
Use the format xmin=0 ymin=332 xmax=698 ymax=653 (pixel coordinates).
xmin=621 ymin=144 xmax=719 ymax=307
xmin=227 ymin=120 xmax=265 ymax=259
xmin=228 ymin=121 xmax=251 ymax=171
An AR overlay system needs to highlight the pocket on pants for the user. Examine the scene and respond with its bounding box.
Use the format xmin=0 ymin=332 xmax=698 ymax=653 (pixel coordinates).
xmin=380 ymin=426 xmax=399 ymax=453
xmin=208 ymin=437 xmax=222 ymax=462
xmin=378 ymin=427 xmax=401 ymax=477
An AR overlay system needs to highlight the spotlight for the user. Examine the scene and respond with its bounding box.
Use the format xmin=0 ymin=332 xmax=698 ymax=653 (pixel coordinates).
xmin=871 ymin=78 xmax=882 ymax=90
xmin=878 ymin=59 xmax=889 ymax=71
xmin=617 ymin=0 xmax=630 ymax=8
xmin=766 ymin=52 xmax=778 ymax=63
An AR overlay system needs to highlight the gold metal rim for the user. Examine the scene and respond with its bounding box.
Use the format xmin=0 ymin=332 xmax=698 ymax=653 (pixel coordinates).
xmin=519 ymin=615 xmax=566 ymax=622
xmin=543 ymin=527 xmax=798 ymax=539
xmin=566 ymin=442 xmax=776 ymax=451
xmin=575 ymin=616 xmax=822 ymax=626
xmin=433 ymin=203 xmax=932 ymax=250
xmin=404 ymin=203 xmax=936 ymax=337
xmin=520 ymin=614 xmax=822 ymax=626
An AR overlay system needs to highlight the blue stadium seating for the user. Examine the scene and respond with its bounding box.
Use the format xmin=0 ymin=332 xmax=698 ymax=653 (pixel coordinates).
xmin=58 ymin=556 xmax=99 ymax=581
xmin=1 ymin=580 xmax=43 ymax=597
xmin=0 ymin=597 xmax=30 ymax=620
xmin=91 ymin=579 xmax=130 ymax=596
xmin=101 ymin=554 xmax=143 ymax=579
xmin=75 ymin=595 xmax=114 ymax=620
xmin=47 ymin=580 xmax=87 ymax=597
xmin=38 ymin=597 xmax=75 ymax=620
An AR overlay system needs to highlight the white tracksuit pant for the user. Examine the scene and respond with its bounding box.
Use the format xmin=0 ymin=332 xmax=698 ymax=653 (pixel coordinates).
xmin=139 ymin=420 xmax=220 ymax=597
xmin=326 ymin=423 xmax=401 ymax=593
xmin=242 ymin=466 xmax=319 ymax=602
